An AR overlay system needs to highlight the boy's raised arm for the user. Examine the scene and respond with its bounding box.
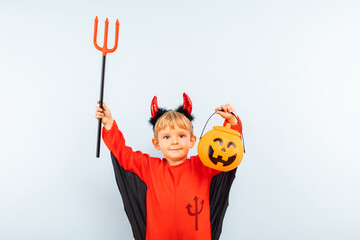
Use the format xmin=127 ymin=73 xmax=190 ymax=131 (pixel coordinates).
xmin=95 ymin=102 xmax=151 ymax=182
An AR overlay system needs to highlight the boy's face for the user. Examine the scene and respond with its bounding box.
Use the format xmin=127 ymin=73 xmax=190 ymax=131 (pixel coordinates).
xmin=152 ymin=124 xmax=196 ymax=166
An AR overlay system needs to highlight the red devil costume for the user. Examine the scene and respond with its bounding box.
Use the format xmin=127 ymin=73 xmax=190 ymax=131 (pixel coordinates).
xmin=103 ymin=93 xmax=242 ymax=240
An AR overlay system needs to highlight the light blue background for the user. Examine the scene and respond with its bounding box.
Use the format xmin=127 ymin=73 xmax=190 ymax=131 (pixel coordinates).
xmin=1 ymin=0 xmax=359 ymax=239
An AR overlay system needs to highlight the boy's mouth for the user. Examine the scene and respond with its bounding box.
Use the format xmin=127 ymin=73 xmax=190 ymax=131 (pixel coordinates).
xmin=170 ymin=148 xmax=182 ymax=151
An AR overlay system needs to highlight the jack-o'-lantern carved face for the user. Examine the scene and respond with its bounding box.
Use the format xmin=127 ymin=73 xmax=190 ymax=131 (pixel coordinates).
xmin=208 ymin=138 xmax=238 ymax=167
xmin=198 ymin=123 xmax=244 ymax=171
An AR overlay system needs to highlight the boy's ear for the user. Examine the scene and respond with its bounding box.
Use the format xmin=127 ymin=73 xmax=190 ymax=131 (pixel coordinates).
xmin=190 ymin=135 xmax=197 ymax=149
xmin=152 ymin=138 xmax=161 ymax=150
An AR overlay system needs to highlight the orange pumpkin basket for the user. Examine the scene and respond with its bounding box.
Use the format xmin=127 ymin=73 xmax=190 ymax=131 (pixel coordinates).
xmin=197 ymin=112 xmax=245 ymax=171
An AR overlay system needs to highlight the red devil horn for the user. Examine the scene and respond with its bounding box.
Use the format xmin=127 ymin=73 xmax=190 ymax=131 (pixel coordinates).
xmin=151 ymin=96 xmax=159 ymax=118
xmin=182 ymin=93 xmax=192 ymax=115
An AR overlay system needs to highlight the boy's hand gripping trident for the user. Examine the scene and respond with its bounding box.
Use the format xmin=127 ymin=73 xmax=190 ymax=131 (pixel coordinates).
xmin=93 ymin=16 xmax=120 ymax=158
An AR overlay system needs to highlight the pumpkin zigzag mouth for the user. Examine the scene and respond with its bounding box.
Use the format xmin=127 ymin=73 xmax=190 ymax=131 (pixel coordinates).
xmin=208 ymin=146 xmax=237 ymax=167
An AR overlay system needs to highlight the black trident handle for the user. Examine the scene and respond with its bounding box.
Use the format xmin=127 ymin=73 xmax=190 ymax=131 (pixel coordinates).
xmin=96 ymin=55 xmax=106 ymax=158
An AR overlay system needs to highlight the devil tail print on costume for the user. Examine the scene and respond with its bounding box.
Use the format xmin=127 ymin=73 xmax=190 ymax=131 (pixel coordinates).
xmin=186 ymin=196 xmax=204 ymax=231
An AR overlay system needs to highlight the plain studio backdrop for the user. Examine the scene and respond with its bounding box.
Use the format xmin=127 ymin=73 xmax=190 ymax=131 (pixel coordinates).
xmin=0 ymin=0 xmax=359 ymax=239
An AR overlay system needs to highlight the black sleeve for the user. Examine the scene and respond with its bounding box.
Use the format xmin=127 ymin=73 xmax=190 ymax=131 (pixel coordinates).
xmin=209 ymin=168 xmax=237 ymax=240
xmin=111 ymin=153 xmax=147 ymax=240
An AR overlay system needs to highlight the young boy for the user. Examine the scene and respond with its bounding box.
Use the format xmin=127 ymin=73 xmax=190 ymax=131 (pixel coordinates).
xmin=95 ymin=93 xmax=243 ymax=240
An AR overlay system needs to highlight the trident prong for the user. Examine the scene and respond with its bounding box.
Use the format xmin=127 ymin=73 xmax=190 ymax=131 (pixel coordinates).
xmin=93 ymin=16 xmax=120 ymax=56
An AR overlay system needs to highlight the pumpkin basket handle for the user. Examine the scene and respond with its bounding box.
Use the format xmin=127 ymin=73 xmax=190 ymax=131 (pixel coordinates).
xmin=199 ymin=111 xmax=245 ymax=153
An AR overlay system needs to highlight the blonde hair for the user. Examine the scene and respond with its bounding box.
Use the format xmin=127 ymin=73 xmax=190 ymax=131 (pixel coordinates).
xmin=153 ymin=110 xmax=193 ymax=138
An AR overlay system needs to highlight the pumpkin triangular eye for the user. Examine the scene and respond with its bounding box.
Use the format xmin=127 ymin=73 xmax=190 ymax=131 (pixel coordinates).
xmin=213 ymin=138 xmax=223 ymax=146
xmin=227 ymin=142 xmax=236 ymax=148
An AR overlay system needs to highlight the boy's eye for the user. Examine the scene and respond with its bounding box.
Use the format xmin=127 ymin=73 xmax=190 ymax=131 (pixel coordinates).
xmin=163 ymin=136 xmax=170 ymax=140
xmin=179 ymin=134 xmax=186 ymax=138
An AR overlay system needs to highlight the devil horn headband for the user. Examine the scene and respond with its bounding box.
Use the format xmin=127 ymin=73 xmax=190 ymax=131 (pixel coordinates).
xmin=181 ymin=93 xmax=193 ymax=115
xmin=149 ymin=93 xmax=194 ymax=127
xmin=151 ymin=96 xmax=159 ymax=118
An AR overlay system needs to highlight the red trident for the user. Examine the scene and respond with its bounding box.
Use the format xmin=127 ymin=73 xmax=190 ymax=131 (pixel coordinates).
xmin=93 ymin=16 xmax=120 ymax=158
xmin=93 ymin=17 xmax=119 ymax=56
